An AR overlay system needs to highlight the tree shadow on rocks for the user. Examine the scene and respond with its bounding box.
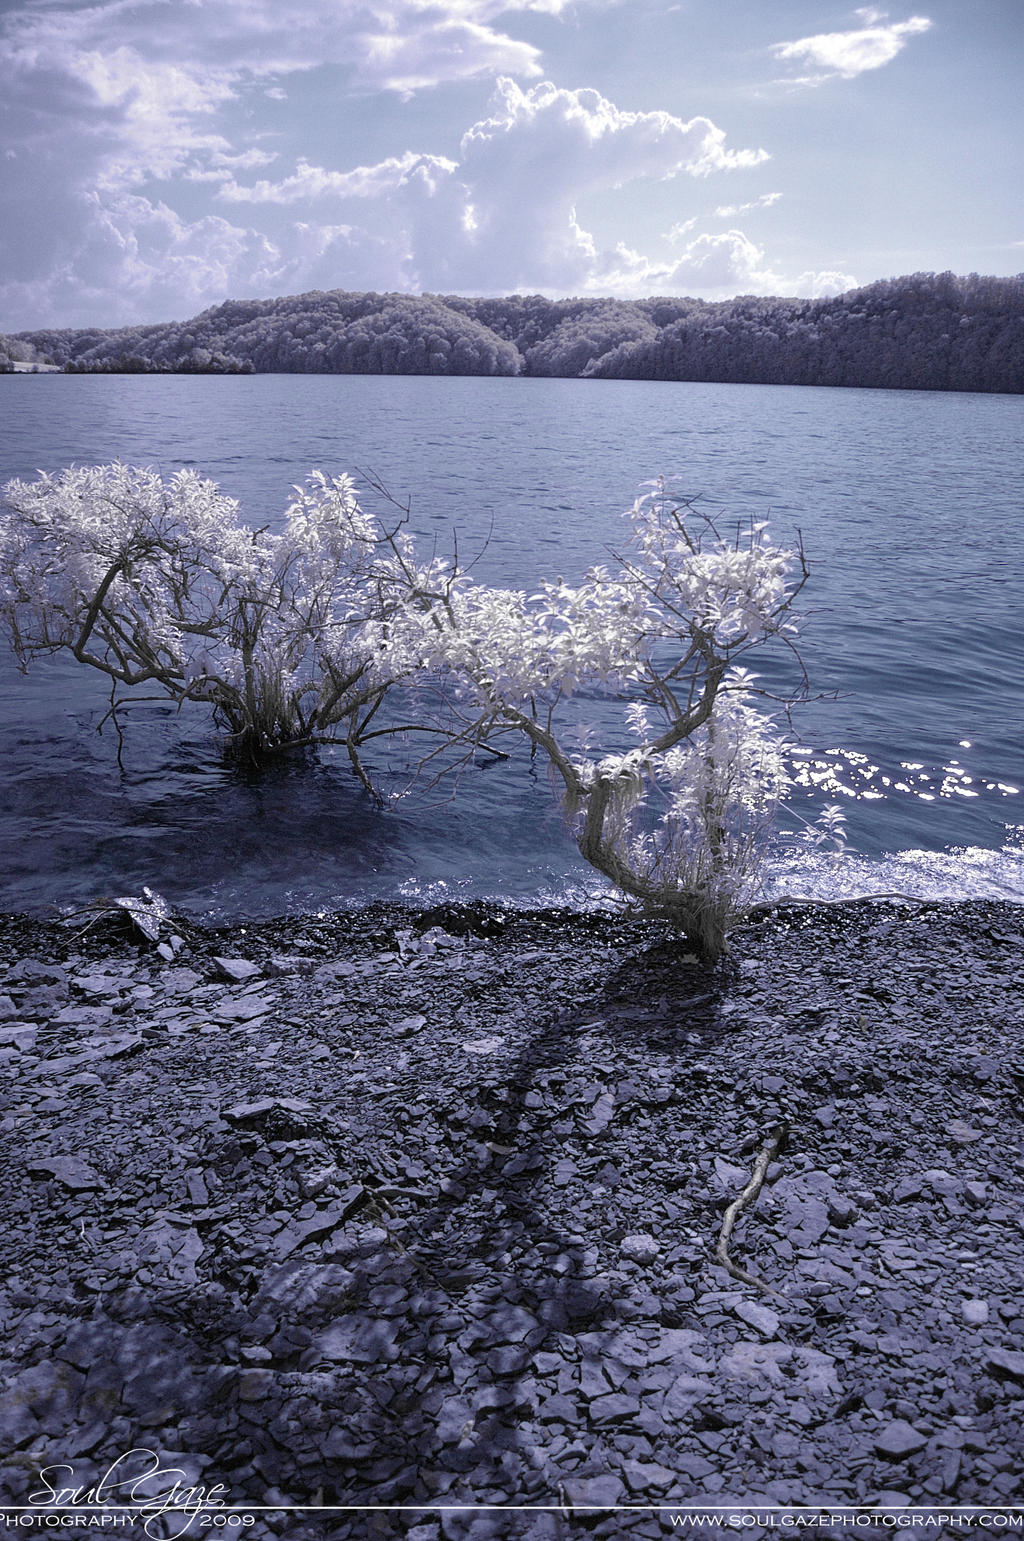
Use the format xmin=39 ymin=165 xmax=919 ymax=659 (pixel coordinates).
xmin=216 ymin=927 xmax=738 ymax=1535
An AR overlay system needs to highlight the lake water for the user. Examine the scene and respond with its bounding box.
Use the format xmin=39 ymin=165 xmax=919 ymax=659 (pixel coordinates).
xmin=1 ymin=372 xmax=1022 ymax=919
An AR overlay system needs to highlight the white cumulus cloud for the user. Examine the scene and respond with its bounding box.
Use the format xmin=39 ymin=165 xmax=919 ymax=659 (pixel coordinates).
xmin=594 ymin=231 xmax=857 ymax=300
xmin=214 ymin=78 xmax=770 ymax=294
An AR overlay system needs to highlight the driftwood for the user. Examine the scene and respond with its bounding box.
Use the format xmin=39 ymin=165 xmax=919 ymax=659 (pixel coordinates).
xmin=714 ymin=1122 xmax=789 ymax=1299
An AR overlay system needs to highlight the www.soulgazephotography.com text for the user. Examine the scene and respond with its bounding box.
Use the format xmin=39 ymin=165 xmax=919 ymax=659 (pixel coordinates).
xmin=665 ymin=1514 xmax=1024 ymax=1531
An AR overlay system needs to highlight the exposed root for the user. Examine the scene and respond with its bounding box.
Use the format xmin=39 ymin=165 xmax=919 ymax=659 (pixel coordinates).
xmin=714 ymin=1121 xmax=788 ymax=1300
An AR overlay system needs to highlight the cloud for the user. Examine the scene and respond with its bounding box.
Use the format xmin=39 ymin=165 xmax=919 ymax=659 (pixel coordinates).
xmin=770 ymin=11 xmax=932 ymax=82
xmin=1 ymin=1 xmax=551 ymax=104
xmin=452 ymin=79 xmax=768 ymax=287
xmin=357 ymin=17 xmax=542 ymax=95
xmin=219 ymin=153 xmax=460 ymax=205
xmin=0 ymin=2 xmax=840 ymax=328
xmin=213 ymin=78 xmax=770 ymax=294
xmin=459 ymin=78 xmax=770 ymax=185
xmin=0 ymin=190 xmax=410 ymax=328
xmin=594 ymin=230 xmax=857 ymax=300
xmin=714 ymin=192 xmax=782 ymax=218
xmin=0 ymin=0 xmax=549 ymax=206
xmin=0 ymin=0 xmax=563 ymax=325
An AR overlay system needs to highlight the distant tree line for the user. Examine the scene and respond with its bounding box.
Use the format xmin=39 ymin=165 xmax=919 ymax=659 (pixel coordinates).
xmin=11 ymin=272 xmax=1023 ymax=393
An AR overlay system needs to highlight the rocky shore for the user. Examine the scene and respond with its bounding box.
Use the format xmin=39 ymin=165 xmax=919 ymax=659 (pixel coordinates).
xmin=0 ymin=896 xmax=1022 ymax=1538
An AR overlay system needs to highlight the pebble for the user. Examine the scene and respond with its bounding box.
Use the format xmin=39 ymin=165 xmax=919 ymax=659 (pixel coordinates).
xmin=620 ymin=1233 xmax=660 ymax=1264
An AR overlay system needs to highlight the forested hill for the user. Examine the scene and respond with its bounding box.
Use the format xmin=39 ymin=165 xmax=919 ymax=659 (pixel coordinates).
xmin=8 ymin=272 xmax=1023 ymax=393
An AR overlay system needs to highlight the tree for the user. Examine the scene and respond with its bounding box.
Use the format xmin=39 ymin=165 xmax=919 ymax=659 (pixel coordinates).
xmin=371 ymin=479 xmax=808 ymax=959
xmin=0 ymin=463 xmax=417 ymax=771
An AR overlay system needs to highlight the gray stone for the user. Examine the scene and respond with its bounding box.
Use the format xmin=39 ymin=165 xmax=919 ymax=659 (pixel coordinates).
xmin=313 ymin=1315 xmax=399 ymax=1364
xmin=587 ymin=1392 xmax=640 ymax=1425
xmin=874 ymin=1420 xmax=928 ymax=1459
xmin=537 ymin=1393 xmax=577 ymax=1424
xmin=946 ymin=1119 xmax=985 ymax=1144
xmin=26 ymin=1156 xmax=104 ymax=1190
xmin=828 ymin=1195 xmax=859 ymax=1226
xmin=214 ymin=956 xmax=262 ymax=982
xmin=620 ymin=1458 xmax=675 ymax=1493
xmin=674 ymin=1452 xmax=715 ymax=1480
xmin=584 ymin=1091 xmax=615 ymax=1136
xmin=734 ymin=1300 xmax=780 ymax=1337
xmin=267 ymin=954 xmax=321 ymax=976
xmin=987 ymin=1348 xmax=1024 ymax=1383
xmin=486 ymin=1304 xmax=540 ymax=1343
xmin=961 ymin=1299 xmax=989 ymax=1325
xmin=720 ymin=1341 xmax=794 ymax=1384
xmin=460 ymin=1035 xmax=504 ymax=1054
xmin=237 ymin=1369 xmax=276 ymax=1401
xmin=314 ymin=959 xmax=357 ymax=980
xmin=796 ymin=1347 xmax=843 ymax=1398
xmin=561 ymin=1474 xmax=625 ymax=1508
xmin=770 ymin=1176 xmax=832 ymax=1243
xmin=580 ymin=1359 xmax=612 ymax=1399
xmin=620 ymin=1233 xmax=660 ymax=1264
xmin=0 ymin=1396 xmax=40 ymax=1450
xmin=214 ymin=993 xmax=274 ymax=1022
xmin=0 ymin=1024 xmax=35 ymax=1048
xmin=223 ymin=1095 xmax=313 ymax=1122
xmin=646 ymin=1327 xmax=713 ymax=1367
xmin=714 ymin=1156 xmax=751 ymax=1190
xmin=51 ymin=1004 xmax=112 ymax=1031
xmin=274 ymin=1188 xmax=365 ymax=1257
xmin=661 ymin=1374 xmax=715 ymax=1419
xmin=159 ymin=967 xmax=204 ymax=994
xmin=486 ymin=1345 xmax=531 ymax=1375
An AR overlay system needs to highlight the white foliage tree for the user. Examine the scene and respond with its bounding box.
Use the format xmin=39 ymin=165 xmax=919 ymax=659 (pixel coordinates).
xmin=0 ymin=463 xmax=413 ymax=769
xmin=366 ymin=479 xmax=808 ymax=958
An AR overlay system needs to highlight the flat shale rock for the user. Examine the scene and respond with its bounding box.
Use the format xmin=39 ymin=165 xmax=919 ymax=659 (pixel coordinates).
xmin=25 ymin=1156 xmax=104 ymax=1190
xmin=734 ymin=1300 xmax=780 ymax=1337
xmin=873 ymin=1420 xmax=929 ymax=1459
xmin=214 ymin=956 xmax=262 ymax=981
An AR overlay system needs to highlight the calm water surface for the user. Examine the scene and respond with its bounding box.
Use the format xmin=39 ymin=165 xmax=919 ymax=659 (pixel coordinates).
xmin=1 ymin=373 xmax=1021 ymax=917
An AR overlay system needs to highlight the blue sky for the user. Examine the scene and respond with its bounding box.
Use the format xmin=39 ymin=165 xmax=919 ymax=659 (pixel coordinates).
xmin=1 ymin=0 xmax=1020 ymax=329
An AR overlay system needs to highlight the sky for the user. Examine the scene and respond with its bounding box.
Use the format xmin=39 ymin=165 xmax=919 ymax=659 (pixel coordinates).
xmin=0 ymin=0 xmax=1021 ymax=330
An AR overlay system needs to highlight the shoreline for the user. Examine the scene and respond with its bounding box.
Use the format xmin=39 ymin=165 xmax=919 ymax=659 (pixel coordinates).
xmin=1 ymin=897 xmax=1022 ymax=1535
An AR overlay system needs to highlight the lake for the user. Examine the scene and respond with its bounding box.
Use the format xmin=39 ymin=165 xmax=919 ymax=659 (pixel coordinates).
xmin=1 ymin=372 xmax=1022 ymax=919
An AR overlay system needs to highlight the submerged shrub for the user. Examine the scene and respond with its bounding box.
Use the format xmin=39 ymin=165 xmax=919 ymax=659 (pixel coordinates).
xmin=0 ymin=463 xmax=413 ymax=766
xmin=0 ymin=465 xmax=808 ymax=957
